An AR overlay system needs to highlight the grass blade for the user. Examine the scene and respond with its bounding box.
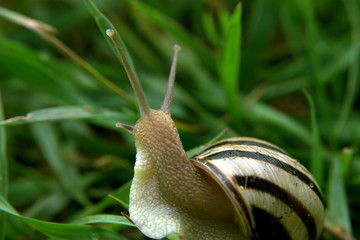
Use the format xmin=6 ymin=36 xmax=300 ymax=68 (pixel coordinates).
xmin=71 ymin=214 xmax=134 ymax=226
xmin=0 ymin=39 xmax=89 ymax=105
xmin=0 ymin=6 xmax=56 ymax=33
xmin=303 ymin=89 xmax=324 ymax=187
xmin=0 ymin=196 xmax=127 ymax=240
xmin=84 ymin=0 xmax=139 ymax=81
xmin=0 ymin=90 xmax=8 ymax=240
xmin=219 ymin=3 xmax=242 ymax=124
xmin=247 ymin=101 xmax=311 ymax=144
xmin=84 ymin=0 xmax=139 ymax=106
xmin=0 ymin=6 xmax=134 ymax=106
xmin=327 ymin=154 xmax=352 ymax=234
xmin=201 ymin=10 xmax=220 ymax=46
xmin=0 ymin=106 xmax=126 ymax=127
xmin=30 ymin=123 xmax=89 ymax=206
xmin=335 ymin=0 xmax=360 ymax=138
xmin=297 ymin=0 xmax=327 ymax=117
xmin=74 ymin=181 xmax=131 ymax=219
xmin=129 ymin=0 xmax=212 ymax=64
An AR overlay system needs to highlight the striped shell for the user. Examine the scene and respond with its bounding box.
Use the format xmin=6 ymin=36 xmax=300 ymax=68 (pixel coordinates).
xmin=192 ymin=137 xmax=325 ymax=240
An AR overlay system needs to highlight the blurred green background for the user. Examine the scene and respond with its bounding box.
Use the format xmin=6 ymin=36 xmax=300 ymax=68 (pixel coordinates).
xmin=0 ymin=0 xmax=359 ymax=239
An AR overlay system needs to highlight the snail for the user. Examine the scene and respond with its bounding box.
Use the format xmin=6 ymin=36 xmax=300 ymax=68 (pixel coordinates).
xmin=106 ymin=29 xmax=325 ymax=240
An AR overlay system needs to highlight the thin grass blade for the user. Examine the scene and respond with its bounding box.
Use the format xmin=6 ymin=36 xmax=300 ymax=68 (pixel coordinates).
xmin=129 ymin=0 xmax=213 ymax=64
xmin=219 ymin=3 xmax=242 ymax=124
xmin=0 ymin=90 xmax=8 ymax=240
xmin=71 ymin=214 xmax=134 ymax=227
xmin=327 ymin=154 xmax=352 ymax=234
xmin=186 ymin=128 xmax=229 ymax=158
xmin=299 ymin=0 xmax=328 ymax=118
xmin=84 ymin=0 xmax=139 ymax=80
xmin=0 ymin=6 xmax=56 ymax=33
xmin=22 ymin=187 xmax=69 ymax=220
xmin=0 ymin=39 xmax=89 ymax=105
xmin=201 ymin=11 xmax=220 ymax=46
xmin=74 ymin=181 xmax=131 ymax=219
xmin=303 ymin=89 xmax=324 ymax=187
xmin=0 ymin=196 xmax=126 ymax=240
xmin=30 ymin=123 xmax=89 ymax=206
xmin=0 ymin=106 xmax=125 ymax=127
xmin=341 ymin=147 xmax=354 ymax=178
xmin=247 ymin=101 xmax=311 ymax=144
xmin=335 ymin=0 xmax=360 ymax=138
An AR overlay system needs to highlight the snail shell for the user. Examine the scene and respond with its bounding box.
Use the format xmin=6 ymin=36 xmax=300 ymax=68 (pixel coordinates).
xmin=192 ymin=137 xmax=324 ymax=240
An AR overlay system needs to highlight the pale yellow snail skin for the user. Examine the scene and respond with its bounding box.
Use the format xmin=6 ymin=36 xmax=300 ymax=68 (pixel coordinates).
xmin=106 ymin=29 xmax=324 ymax=240
xmin=129 ymin=110 xmax=245 ymax=239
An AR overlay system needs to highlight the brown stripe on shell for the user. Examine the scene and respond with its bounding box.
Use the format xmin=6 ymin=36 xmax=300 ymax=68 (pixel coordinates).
xmin=204 ymin=150 xmax=324 ymax=204
xmin=251 ymin=207 xmax=292 ymax=240
xmin=235 ymin=175 xmax=318 ymax=240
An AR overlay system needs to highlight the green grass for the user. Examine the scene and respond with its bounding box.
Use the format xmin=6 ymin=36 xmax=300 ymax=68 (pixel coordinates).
xmin=0 ymin=0 xmax=359 ymax=239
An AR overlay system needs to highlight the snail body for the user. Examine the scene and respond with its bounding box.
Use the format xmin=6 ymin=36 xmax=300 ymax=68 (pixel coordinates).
xmin=106 ymin=29 xmax=324 ymax=240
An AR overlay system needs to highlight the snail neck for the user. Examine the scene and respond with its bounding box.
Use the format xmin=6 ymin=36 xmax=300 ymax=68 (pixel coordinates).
xmin=129 ymin=109 xmax=238 ymax=239
xmin=133 ymin=110 xmax=197 ymax=187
